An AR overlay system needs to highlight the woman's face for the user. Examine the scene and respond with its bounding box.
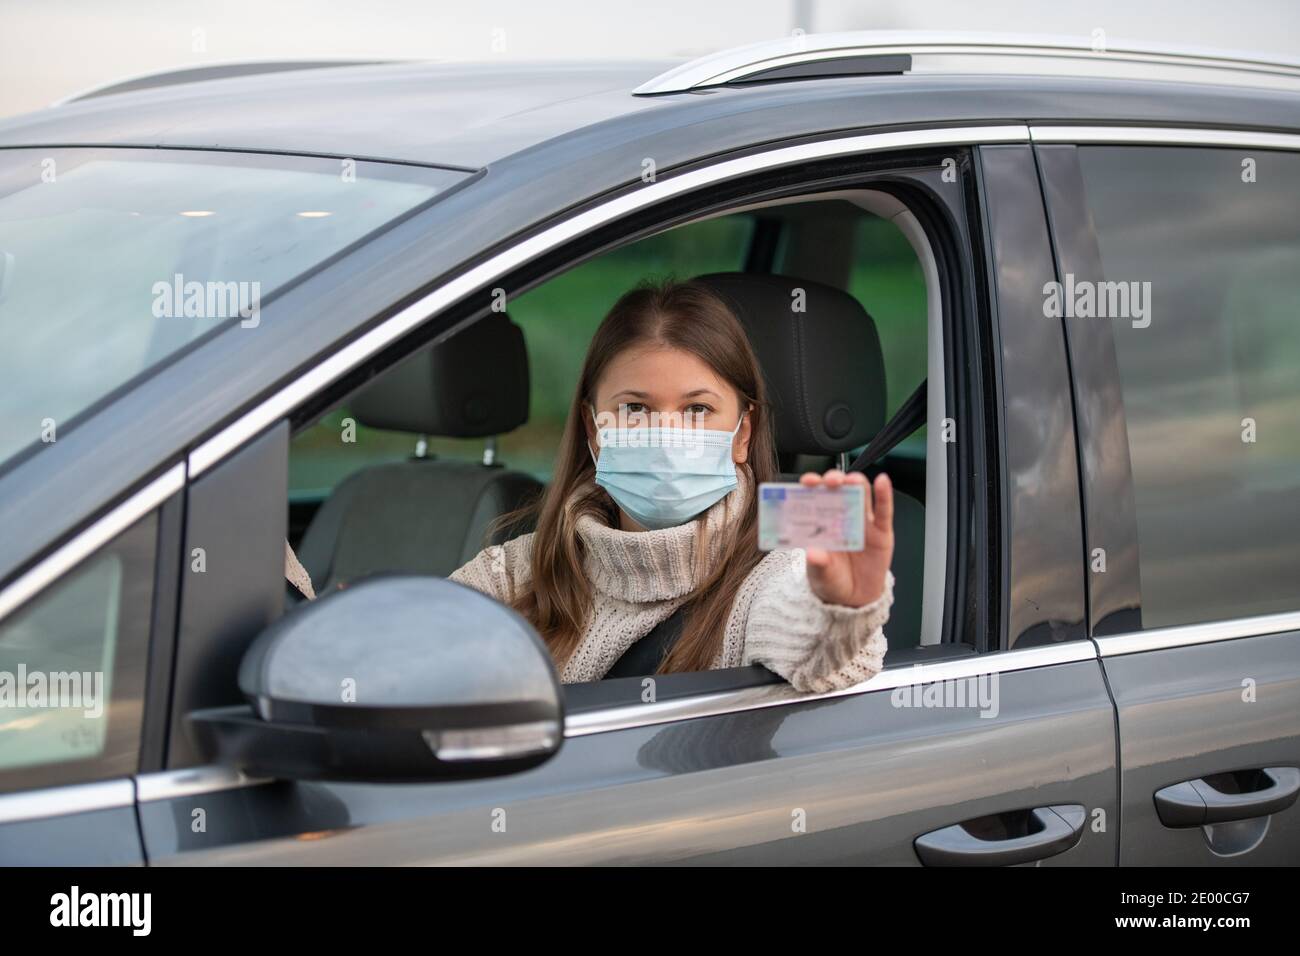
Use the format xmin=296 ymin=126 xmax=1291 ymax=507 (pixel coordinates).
xmin=585 ymin=343 xmax=753 ymax=466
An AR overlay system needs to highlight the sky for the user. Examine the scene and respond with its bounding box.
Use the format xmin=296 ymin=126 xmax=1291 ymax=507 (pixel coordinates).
xmin=0 ymin=0 xmax=1297 ymax=118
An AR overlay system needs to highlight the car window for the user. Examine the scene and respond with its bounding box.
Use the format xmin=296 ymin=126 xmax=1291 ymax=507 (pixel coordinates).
xmin=288 ymin=214 xmax=754 ymax=496
xmin=0 ymin=512 xmax=155 ymax=793
xmin=1077 ymin=145 xmax=1300 ymax=628
xmin=0 ymin=147 xmax=459 ymax=474
xmin=286 ymin=195 xmax=946 ymax=653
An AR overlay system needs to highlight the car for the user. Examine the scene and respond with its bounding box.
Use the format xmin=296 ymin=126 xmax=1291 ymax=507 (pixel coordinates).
xmin=0 ymin=31 xmax=1298 ymax=866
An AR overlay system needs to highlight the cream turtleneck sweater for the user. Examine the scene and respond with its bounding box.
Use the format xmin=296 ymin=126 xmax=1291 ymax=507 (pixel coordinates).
xmin=448 ymin=467 xmax=893 ymax=693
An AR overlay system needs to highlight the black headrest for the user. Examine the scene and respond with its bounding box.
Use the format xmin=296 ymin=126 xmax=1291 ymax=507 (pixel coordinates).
xmin=350 ymin=312 xmax=529 ymax=437
xmin=695 ymin=273 xmax=886 ymax=455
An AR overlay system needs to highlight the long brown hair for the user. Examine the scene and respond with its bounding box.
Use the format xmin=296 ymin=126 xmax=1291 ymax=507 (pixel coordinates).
xmin=493 ymin=277 xmax=778 ymax=675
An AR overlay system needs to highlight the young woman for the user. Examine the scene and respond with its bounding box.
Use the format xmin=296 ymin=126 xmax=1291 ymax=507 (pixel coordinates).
xmin=446 ymin=279 xmax=896 ymax=693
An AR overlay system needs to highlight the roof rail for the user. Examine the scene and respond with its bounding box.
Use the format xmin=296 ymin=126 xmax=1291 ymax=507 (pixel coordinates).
xmin=633 ymin=30 xmax=1300 ymax=95
xmin=53 ymin=59 xmax=400 ymax=106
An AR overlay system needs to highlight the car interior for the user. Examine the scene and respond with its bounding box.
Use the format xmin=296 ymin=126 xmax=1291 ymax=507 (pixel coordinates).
xmin=284 ymin=191 xmax=944 ymax=680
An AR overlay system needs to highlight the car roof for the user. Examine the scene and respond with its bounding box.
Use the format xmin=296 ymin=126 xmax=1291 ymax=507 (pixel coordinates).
xmin=0 ymin=60 xmax=679 ymax=169
xmin=2 ymin=48 xmax=1299 ymax=171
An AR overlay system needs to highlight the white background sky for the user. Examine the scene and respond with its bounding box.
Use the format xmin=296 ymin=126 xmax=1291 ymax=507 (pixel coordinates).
xmin=0 ymin=0 xmax=1297 ymax=118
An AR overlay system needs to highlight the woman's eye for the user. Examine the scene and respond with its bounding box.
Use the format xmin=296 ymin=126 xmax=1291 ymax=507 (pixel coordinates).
xmin=621 ymin=402 xmax=646 ymax=414
xmin=685 ymin=404 xmax=712 ymax=418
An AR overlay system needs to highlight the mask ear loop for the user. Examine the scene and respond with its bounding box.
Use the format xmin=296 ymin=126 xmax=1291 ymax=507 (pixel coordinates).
xmin=587 ymin=405 xmax=601 ymax=467
xmin=730 ymin=407 xmax=752 ymax=478
xmin=731 ymin=408 xmax=748 ymax=437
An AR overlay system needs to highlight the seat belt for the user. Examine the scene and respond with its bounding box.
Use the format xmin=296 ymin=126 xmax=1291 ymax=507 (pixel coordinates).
xmin=604 ymin=606 xmax=687 ymax=678
xmin=847 ymin=380 xmax=927 ymax=472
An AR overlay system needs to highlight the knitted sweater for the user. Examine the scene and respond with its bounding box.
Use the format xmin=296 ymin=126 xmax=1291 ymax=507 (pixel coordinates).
xmin=448 ymin=468 xmax=893 ymax=693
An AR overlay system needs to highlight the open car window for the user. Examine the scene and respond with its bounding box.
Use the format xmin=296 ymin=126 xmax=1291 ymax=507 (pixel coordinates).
xmin=284 ymin=184 xmax=950 ymax=689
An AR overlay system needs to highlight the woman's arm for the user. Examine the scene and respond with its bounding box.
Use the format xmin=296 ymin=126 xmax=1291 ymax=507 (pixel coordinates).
xmin=448 ymin=533 xmax=533 ymax=604
xmin=742 ymin=551 xmax=893 ymax=692
xmin=283 ymin=534 xmax=531 ymax=605
xmin=742 ymin=469 xmax=896 ymax=693
xmin=285 ymin=540 xmax=316 ymax=600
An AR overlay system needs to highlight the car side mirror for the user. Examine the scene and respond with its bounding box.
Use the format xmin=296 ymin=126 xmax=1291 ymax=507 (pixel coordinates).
xmin=189 ymin=576 xmax=563 ymax=782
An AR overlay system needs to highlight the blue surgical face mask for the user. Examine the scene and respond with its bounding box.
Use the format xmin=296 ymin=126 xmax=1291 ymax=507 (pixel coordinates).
xmin=588 ymin=408 xmax=747 ymax=531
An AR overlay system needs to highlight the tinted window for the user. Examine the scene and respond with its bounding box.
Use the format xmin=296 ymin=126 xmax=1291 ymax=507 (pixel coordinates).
xmin=1078 ymin=146 xmax=1300 ymax=628
xmin=0 ymin=512 xmax=156 ymax=793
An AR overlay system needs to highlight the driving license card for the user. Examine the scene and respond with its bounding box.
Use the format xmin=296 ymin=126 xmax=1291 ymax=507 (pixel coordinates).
xmin=758 ymin=482 xmax=865 ymax=551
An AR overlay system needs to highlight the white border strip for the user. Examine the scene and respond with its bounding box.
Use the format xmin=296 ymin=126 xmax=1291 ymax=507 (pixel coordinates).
xmin=0 ymin=463 xmax=185 ymax=623
xmin=566 ymin=640 xmax=1096 ymax=737
xmin=0 ymin=778 xmax=134 ymax=825
xmin=1029 ymin=126 xmax=1300 ymax=150
xmin=187 ymin=124 xmax=1030 ymax=477
xmin=1098 ymin=611 xmax=1300 ymax=657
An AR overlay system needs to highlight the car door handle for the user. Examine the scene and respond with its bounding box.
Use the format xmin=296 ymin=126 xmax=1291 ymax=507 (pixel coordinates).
xmin=914 ymin=805 xmax=1086 ymax=866
xmin=1153 ymin=767 xmax=1300 ymax=828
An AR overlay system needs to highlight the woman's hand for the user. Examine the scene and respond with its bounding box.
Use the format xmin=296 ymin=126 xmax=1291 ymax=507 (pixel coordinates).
xmin=800 ymin=469 xmax=894 ymax=608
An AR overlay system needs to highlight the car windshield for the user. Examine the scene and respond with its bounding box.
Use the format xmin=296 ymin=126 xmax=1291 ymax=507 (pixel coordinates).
xmin=0 ymin=147 xmax=461 ymax=470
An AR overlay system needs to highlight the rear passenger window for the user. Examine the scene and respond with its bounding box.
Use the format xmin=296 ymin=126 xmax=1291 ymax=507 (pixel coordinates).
xmin=1078 ymin=146 xmax=1300 ymax=628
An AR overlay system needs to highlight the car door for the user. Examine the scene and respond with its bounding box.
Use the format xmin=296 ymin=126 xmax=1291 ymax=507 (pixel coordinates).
xmin=135 ymin=129 xmax=1117 ymax=866
xmin=1036 ymin=130 xmax=1300 ymax=864
xmin=0 ymin=474 xmax=181 ymax=865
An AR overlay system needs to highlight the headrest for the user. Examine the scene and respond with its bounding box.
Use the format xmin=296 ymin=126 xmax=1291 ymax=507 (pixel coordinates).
xmin=695 ymin=273 xmax=886 ymax=455
xmin=350 ymin=311 xmax=529 ymax=437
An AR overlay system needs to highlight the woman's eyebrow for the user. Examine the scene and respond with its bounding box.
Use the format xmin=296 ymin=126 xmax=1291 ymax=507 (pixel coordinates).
xmin=608 ymin=388 xmax=722 ymax=401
